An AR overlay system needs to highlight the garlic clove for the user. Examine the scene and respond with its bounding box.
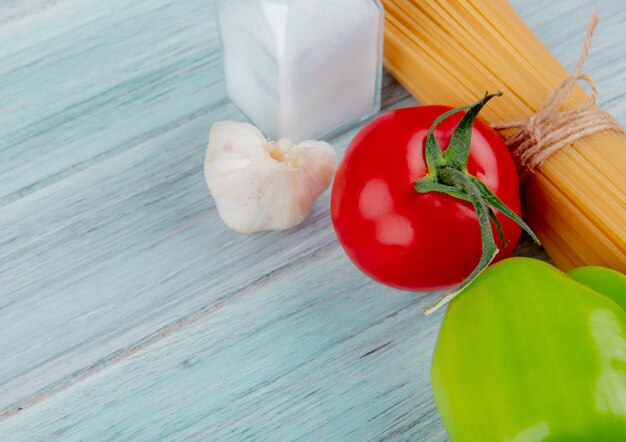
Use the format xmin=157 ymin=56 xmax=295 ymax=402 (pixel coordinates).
xmin=205 ymin=121 xmax=337 ymax=233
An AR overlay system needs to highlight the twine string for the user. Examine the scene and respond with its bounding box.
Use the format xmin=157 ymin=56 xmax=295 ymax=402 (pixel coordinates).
xmin=492 ymin=14 xmax=625 ymax=177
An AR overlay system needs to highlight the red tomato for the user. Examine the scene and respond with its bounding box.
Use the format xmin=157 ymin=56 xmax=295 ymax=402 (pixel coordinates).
xmin=331 ymin=105 xmax=522 ymax=291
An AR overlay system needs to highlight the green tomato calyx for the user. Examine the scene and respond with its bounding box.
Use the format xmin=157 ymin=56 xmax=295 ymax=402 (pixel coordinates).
xmin=414 ymin=93 xmax=540 ymax=315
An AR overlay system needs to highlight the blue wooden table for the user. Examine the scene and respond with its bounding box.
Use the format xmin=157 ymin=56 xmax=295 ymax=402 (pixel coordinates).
xmin=1 ymin=0 xmax=624 ymax=440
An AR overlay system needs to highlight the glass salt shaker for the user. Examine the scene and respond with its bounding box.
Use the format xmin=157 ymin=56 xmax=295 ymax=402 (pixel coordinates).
xmin=215 ymin=0 xmax=383 ymax=142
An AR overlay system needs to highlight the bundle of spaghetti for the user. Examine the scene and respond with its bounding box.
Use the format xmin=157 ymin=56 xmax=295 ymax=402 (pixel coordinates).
xmin=382 ymin=0 xmax=626 ymax=272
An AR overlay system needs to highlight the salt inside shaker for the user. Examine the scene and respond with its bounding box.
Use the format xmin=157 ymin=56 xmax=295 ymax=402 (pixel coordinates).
xmin=215 ymin=0 xmax=383 ymax=142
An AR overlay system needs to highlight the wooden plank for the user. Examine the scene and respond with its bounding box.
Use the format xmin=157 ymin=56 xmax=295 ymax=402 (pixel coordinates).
xmin=1 ymin=245 xmax=449 ymax=441
xmin=0 ymin=0 xmax=411 ymax=413
xmin=0 ymin=75 xmax=414 ymax=412
xmin=0 ymin=0 xmax=220 ymax=206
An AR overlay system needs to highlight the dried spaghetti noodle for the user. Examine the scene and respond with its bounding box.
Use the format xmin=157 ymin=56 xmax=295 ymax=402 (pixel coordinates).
xmin=382 ymin=0 xmax=626 ymax=271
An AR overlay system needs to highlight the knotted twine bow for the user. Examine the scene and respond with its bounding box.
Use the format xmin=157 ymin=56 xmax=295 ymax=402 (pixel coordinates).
xmin=492 ymin=14 xmax=625 ymax=178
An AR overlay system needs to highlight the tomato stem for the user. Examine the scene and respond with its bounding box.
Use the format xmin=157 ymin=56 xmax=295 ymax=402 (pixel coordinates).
xmin=415 ymin=93 xmax=540 ymax=315
xmin=443 ymin=92 xmax=502 ymax=169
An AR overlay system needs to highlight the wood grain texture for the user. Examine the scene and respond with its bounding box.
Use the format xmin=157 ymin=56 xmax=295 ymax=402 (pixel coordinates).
xmin=0 ymin=0 xmax=624 ymax=440
xmin=1 ymin=245 xmax=449 ymax=441
xmin=0 ymin=0 xmax=220 ymax=206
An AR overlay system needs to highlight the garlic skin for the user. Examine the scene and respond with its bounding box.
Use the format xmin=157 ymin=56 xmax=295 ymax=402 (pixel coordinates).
xmin=205 ymin=121 xmax=337 ymax=233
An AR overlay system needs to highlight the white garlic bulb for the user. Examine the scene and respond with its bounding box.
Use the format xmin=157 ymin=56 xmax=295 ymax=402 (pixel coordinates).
xmin=205 ymin=121 xmax=337 ymax=233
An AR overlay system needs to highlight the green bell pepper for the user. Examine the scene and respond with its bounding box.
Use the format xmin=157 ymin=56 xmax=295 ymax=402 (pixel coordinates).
xmin=568 ymin=266 xmax=626 ymax=312
xmin=431 ymin=258 xmax=626 ymax=441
